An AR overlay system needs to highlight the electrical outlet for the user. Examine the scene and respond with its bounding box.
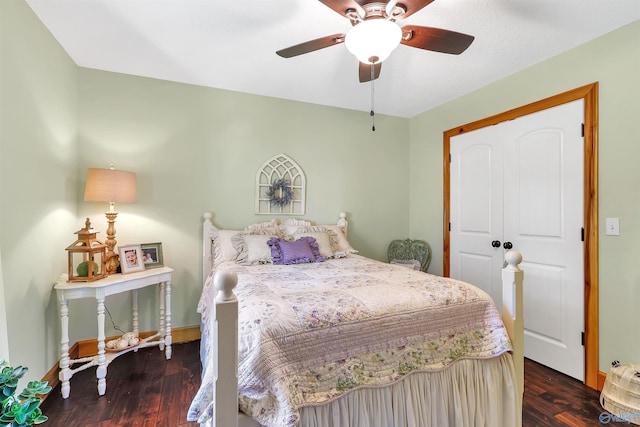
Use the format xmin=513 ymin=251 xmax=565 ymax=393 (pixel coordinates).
xmin=605 ymin=218 xmax=620 ymax=236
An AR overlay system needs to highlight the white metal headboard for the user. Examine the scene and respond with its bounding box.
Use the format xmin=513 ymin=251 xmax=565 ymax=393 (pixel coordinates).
xmin=202 ymin=212 xmax=349 ymax=285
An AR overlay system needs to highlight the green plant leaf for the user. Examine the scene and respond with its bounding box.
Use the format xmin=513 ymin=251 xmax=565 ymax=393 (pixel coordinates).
xmin=15 ymin=412 xmax=27 ymax=424
xmin=0 ymin=363 xmax=47 ymax=427
xmin=32 ymin=414 xmax=48 ymax=425
xmin=24 ymin=400 xmax=39 ymax=415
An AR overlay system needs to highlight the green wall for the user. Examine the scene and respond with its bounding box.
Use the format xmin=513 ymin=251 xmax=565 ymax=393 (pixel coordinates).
xmin=0 ymin=0 xmax=79 ymax=373
xmin=409 ymin=20 xmax=640 ymax=370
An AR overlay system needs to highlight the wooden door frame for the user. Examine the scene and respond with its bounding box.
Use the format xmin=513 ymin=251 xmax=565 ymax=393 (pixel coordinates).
xmin=443 ymin=83 xmax=599 ymax=389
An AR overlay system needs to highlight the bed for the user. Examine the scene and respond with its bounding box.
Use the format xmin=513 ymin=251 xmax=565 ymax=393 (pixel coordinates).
xmin=188 ymin=213 xmax=524 ymax=427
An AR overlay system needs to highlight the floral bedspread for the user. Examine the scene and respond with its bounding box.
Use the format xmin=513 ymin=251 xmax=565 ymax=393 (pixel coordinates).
xmin=187 ymin=255 xmax=512 ymax=426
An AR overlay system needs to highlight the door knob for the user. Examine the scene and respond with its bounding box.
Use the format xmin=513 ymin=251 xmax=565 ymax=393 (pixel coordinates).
xmin=491 ymin=240 xmax=501 ymax=248
xmin=503 ymin=241 xmax=513 ymax=250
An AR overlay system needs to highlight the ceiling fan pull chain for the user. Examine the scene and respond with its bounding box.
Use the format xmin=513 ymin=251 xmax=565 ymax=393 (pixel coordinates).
xmin=370 ymin=62 xmax=376 ymax=132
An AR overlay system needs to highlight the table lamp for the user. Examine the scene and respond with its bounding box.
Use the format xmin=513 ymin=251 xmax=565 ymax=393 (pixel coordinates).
xmin=84 ymin=164 xmax=136 ymax=275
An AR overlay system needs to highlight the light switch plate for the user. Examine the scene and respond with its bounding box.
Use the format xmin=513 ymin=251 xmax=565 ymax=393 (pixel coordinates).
xmin=605 ymin=218 xmax=620 ymax=236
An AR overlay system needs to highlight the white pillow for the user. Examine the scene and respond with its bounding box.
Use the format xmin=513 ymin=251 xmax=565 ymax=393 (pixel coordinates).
xmin=280 ymin=218 xmax=312 ymax=235
xmin=232 ymin=233 xmax=274 ymax=265
xmin=213 ymin=229 xmax=278 ymax=264
xmin=245 ymin=219 xmax=280 ymax=235
xmin=213 ymin=229 xmax=242 ymax=264
xmin=321 ymin=225 xmax=358 ymax=254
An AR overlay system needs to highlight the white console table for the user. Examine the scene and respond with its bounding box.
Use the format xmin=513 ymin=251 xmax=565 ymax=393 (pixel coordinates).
xmin=54 ymin=266 xmax=173 ymax=399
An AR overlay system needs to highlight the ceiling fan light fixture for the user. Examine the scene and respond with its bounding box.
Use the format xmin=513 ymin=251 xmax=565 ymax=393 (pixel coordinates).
xmin=345 ymin=19 xmax=401 ymax=64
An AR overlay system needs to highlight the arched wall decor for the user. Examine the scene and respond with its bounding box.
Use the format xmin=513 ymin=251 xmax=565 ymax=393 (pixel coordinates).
xmin=255 ymin=154 xmax=306 ymax=215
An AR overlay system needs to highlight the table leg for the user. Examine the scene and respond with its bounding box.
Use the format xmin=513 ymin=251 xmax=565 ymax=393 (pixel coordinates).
xmin=132 ymin=289 xmax=139 ymax=352
xmin=57 ymin=291 xmax=71 ymax=399
xmin=96 ymin=294 xmax=107 ymax=396
xmin=159 ymin=281 xmax=165 ymax=351
xmin=164 ymin=279 xmax=172 ymax=360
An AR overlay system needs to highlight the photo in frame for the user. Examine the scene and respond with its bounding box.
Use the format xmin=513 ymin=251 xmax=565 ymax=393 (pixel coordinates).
xmin=140 ymin=242 xmax=163 ymax=269
xmin=118 ymin=244 xmax=145 ymax=274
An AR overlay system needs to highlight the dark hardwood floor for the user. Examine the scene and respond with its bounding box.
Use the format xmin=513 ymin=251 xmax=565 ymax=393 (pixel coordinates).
xmin=523 ymin=358 xmax=604 ymax=426
xmin=41 ymin=340 xmax=605 ymax=426
xmin=40 ymin=340 xmax=202 ymax=427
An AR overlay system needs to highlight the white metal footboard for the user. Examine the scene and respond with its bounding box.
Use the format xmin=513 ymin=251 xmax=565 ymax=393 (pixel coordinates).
xmin=502 ymin=250 xmax=525 ymax=424
xmin=206 ymin=252 xmax=524 ymax=427
xmin=211 ymin=270 xmax=239 ymax=427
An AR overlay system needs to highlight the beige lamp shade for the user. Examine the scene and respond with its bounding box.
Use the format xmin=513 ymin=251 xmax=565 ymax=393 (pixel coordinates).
xmin=84 ymin=168 xmax=137 ymax=203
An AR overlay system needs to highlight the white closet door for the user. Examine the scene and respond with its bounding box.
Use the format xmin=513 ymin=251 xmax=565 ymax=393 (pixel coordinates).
xmin=450 ymin=99 xmax=584 ymax=380
xmin=449 ymin=125 xmax=505 ymax=305
xmin=503 ymin=99 xmax=584 ymax=380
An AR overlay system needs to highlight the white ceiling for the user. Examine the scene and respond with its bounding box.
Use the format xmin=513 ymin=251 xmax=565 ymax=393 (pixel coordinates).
xmin=25 ymin=0 xmax=640 ymax=118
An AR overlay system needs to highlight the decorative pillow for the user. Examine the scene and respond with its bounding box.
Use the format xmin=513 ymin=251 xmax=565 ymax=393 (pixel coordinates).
xmin=213 ymin=229 xmax=278 ymax=265
xmin=292 ymin=230 xmax=337 ymax=258
xmin=320 ymin=225 xmax=358 ymax=254
xmin=291 ymin=226 xmax=340 ymax=258
xmin=213 ymin=229 xmax=242 ymax=264
xmin=279 ymin=218 xmax=312 ymax=236
xmin=268 ymin=237 xmax=325 ymax=265
xmin=245 ymin=219 xmax=280 ymax=235
xmin=232 ymin=233 xmax=274 ymax=265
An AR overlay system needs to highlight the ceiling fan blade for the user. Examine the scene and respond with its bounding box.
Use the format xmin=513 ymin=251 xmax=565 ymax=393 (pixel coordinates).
xmin=276 ymin=34 xmax=346 ymax=58
xmin=359 ymin=62 xmax=382 ymax=82
xmin=400 ymin=25 xmax=474 ymax=54
xmin=318 ymin=0 xmax=434 ymax=19
xmin=318 ymin=0 xmax=365 ymax=18
xmin=397 ymin=0 xmax=436 ymax=19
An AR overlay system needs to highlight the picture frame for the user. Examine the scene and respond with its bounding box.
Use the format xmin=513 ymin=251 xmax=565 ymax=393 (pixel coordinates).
xmin=140 ymin=242 xmax=164 ymax=269
xmin=118 ymin=244 xmax=145 ymax=274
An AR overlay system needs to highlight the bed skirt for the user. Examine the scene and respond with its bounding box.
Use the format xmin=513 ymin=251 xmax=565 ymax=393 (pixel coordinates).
xmin=199 ymin=353 xmax=519 ymax=427
xmin=296 ymin=353 xmax=519 ymax=427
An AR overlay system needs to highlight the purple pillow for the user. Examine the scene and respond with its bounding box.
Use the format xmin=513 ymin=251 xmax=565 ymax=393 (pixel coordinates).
xmin=268 ymin=237 xmax=325 ymax=265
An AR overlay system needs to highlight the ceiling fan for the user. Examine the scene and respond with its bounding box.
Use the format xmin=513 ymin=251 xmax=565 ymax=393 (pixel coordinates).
xmin=276 ymin=0 xmax=475 ymax=82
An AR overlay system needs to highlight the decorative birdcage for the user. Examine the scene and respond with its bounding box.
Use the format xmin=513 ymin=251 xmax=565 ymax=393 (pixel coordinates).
xmin=65 ymin=218 xmax=107 ymax=282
